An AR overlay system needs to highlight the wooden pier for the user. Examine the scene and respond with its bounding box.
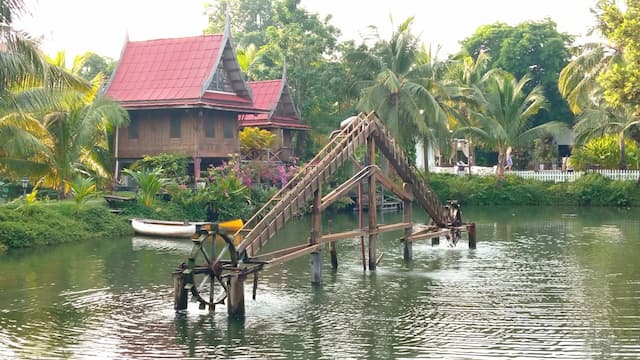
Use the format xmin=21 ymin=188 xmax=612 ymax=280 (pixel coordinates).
xmin=173 ymin=112 xmax=477 ymax=317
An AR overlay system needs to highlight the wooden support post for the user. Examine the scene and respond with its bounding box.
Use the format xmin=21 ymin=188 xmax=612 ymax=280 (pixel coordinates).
xmin=358 ymin=182 xmax=366 ymax=271
xmin=194 ymin=157 xmax=202 ymax=180
xmin=368 ymin=136 xmax=378 ymax=271
xmin=173 ymin=271 xmax=188 ymax=311
xmin=468 ymin=222 xmax=477 ymax=249
xmin=402 ymin=183 xmax=413 ymax=262
xmin=310 ymin=189 xmax=323 ymax=284
xmin=431 ymin=237 xmax=440 ymax=246
xmin=328 ymin=220 xmax=338 ymax=270
xmin=227 ymin=272 xmax=245 ymax=318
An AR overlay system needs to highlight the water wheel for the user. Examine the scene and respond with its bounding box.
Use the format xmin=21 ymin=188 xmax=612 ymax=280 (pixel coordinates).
xmin=173 ymin=227 xmax=239 ymax=312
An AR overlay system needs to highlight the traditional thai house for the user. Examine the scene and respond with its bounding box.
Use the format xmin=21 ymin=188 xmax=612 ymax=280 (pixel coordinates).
xmin=104 ymin=25 xmax=266 ymax=180
xmin=240 ymin=75 xmax=311 ymax=161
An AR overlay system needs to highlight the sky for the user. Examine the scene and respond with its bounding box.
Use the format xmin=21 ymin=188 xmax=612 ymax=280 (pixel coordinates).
xmin=16 ymin=0 xmax=601 ymax=61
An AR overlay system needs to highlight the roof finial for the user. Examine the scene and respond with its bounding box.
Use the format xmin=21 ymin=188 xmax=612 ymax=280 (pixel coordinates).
xmin=282 ymin=58 xmax=287 ymax=80
xmin=224 ymin=5 xmax=231 ymax=36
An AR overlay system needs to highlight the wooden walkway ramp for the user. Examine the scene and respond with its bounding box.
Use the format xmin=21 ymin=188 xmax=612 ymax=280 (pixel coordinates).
xmin=234 ymin=112 xmax=462 ymax=260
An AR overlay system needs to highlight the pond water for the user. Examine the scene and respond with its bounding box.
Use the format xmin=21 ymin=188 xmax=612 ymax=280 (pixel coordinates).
xmin=1 ymin=206 xmax=639 ymax=359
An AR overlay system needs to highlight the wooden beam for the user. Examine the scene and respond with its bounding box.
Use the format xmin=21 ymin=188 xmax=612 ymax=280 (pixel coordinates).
xmin=264 ymin=244 xmax=321 ymax=269
xmin=406 ymin=228 xmax=452 ymax=242
xmin=319 ymin=230 xmax=366 ymax=243
xmin=250 ymin=243 xmax=310 ymax=262
xmin=374 ymin=222 xmax=412 ymax=234
xmin=373 ymin=169 xmax=413 ymax=201
xmin=319 ymin=166 xmax=375 ymax=211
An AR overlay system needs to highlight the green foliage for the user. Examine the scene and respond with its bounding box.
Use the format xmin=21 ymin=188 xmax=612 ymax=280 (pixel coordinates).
xmin=593 ymin=0 xmax=640 ymax=107
xmin=0 ymin=202 xmax=130 ymax=251
xmin=239 ymin=127 xmax=276 ymax=159
xmin=460 ymin=19 xmax=574 ymax=126
xmin=570 ymin=136 xmax=640 ymax=170
xmin=429 ymin=173 xmax=640 ymax=207
xmin=131 ymin=153 xmax=189 ymax=184
xmin=67 ymin=176 xmax=96 ymax=213
xmin=122 ymin=168 xmax=167 ymax=207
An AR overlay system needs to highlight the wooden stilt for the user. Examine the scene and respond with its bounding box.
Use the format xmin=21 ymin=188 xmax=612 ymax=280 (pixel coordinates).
xmin=328 ymin=220 xmax=338 ymax=270
xmin=311 ymin=189 xmax=323 ymax=284
xmin=358 ymin=183 xmax=366 ymax=271
xmin=402 ymin=183 xmax=413 ymax=262
xmin=368 ymin=136 xmax=377 ymax=271
xmin=173 ymin=271 xmax=188 ymax=311
xmin=468 ymin=223 xmax=477 ymax=249
xmin=431 ymin=237 xmax=440 ymax=246
xmin=227 ymin=273 xmax=245 ymax=318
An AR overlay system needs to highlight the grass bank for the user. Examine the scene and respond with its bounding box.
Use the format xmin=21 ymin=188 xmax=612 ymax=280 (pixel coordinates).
xmin=0 ymin=201 xmax=131 ymax=253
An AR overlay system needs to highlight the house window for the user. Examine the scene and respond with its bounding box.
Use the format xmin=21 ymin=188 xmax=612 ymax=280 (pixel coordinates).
xmin=205 ymin=116 xmax=215 ymax=138
xmin=170 ymin=113 xmax=181 ymax=138
xmin=128 ymin=114 xmax=139 ymax=139
xmin=223 ymin=118 xmax=235 ymax=139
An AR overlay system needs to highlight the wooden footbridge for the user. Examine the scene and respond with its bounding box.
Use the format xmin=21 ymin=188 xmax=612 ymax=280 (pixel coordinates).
xmin=173 ymin=112 xmax=476 ymax=317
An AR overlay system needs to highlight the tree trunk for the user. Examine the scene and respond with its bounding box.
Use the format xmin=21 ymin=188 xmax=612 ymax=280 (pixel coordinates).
xmin=619 ymin=133 xmax=627 ymax=170
xmin=497 ymin=151 xmax=505 ymax=180
xmin=422 ymin=137 xmax=430 ymax=181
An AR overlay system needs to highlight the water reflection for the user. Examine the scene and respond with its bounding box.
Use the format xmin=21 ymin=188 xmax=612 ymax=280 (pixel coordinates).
xmin=0 ymin=206 xmax=639 ymax=358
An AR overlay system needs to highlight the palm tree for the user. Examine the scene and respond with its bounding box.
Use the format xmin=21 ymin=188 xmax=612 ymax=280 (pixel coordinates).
xmin=445 ymin=52 xmax=491 ymax=166
xmin=573 ymin=104 xmax=640 ymax=169
xmin=0 ymin=0 xmax=92 ymax=182
xmin=40 ymin=89 xmax=128 ymax=197
xmin=357 ymin=17 xmax=448 ymax=158
xmin=456 ymin=70 xmax=565 ymax=179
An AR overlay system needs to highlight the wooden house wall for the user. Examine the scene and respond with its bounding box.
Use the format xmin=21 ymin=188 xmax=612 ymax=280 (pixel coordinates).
xmin=118 ymin=109 xmax=239 ymax=159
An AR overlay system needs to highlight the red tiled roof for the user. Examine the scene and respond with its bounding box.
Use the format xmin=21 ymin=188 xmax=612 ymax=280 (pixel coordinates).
xmin=248 ymin=79 xmax=282 ymax=112
xmin=105 ymin=35 xmax=260 ymax=112
xmin=240 ymin=80 xmax=310 ymax=130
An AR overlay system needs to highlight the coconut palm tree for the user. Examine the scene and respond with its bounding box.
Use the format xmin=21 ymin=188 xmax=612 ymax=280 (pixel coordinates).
xmin=0 ymin=0 xmax=92 ymax=181
xmin=39 ymin=87 xmax=128 ymax=197
xmin=456 ymin=70 xmax=566 ymax=179
xmin=357 ymin=17 xmax=449 ymax=156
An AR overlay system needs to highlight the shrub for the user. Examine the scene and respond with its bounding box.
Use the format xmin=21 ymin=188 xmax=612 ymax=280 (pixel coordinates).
xmin=0 ymin=203 xmax=131 ymax=251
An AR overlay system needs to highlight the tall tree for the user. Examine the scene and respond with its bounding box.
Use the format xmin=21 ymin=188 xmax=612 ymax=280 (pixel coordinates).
xmin=456 ymin=70 xmax=564 ymax=179
xmin=461 ymin=19 xmax=574 ymax=126
xmin=204 ymin=0 xmax=274 ymax=48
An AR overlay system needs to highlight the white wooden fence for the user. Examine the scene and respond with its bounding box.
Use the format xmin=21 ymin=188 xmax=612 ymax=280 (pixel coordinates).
xmin=432 ymin=166 xmax=640 ymax=183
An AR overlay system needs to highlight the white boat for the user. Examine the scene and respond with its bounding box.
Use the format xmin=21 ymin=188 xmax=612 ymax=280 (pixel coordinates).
xmin=131 ymin=218 xmax=196 ymax=238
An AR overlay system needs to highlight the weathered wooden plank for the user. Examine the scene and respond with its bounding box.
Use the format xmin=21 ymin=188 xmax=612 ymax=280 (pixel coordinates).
xmin=406 ymin=228 xmax=452 ymax=242
xmin=264 ymin=244 xmax=321 ymax=269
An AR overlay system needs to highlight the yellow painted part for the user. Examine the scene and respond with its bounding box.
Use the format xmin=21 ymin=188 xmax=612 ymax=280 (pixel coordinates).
xmin=214 ymin=233 xmax=243 ymax=245
xmin=219 ymin=219 xmax=243 ymax=232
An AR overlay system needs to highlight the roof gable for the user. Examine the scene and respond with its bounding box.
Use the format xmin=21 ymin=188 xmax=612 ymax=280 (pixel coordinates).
xmin=105 ymin=32 xmax=255 ymax=111
xmin=240 ymin=78 xmax=310 ymax=130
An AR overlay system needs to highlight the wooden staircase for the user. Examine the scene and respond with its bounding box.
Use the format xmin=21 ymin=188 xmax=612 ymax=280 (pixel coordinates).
xmin=233 ymin=112 xmax=451 ymax=258
xmin=235 ymin=113 xmax=376 ymax=258
xmin=368 ymin=116 xmax=450 ymax=227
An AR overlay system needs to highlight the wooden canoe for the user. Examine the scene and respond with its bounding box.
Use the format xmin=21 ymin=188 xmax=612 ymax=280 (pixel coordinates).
xmin=131 ymin=219 xmax=196 ymax=238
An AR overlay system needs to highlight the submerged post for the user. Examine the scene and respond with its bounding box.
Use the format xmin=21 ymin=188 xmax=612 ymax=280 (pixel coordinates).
xmin=367 ymin=136 xmax=377 ymax=271
xmin=227 ymin=272 xmax=245 ymax=318
xmin=468 ymin=222 xmax=477 ymax=249
xmin=328 ymin=220 xmax=338 ymax=270
xmin=402 ymin=183 xmax=413 ymax=261
xmin=173 ymin=271 xmax=187 ymax=311
xmin=310 ymin=189 xmax=323 ymax=284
